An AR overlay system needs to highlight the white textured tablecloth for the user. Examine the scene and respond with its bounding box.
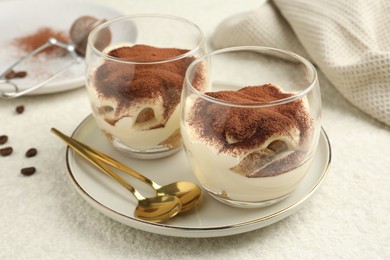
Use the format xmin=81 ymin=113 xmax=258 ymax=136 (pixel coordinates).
xmin=1 ymin=0 xmax=389 ymax=259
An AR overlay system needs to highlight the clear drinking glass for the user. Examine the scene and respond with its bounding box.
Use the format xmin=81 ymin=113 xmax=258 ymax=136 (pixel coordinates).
xmin=181 ymin=46 xmax=322 ymax=208
xmin=85 ymin=15 xmax=206 ymax=159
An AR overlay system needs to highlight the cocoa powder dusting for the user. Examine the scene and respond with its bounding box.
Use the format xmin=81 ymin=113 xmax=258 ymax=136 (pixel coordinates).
xmin=94 ymin=45 xmax=195 ymax=124
xmin=13 ymin=27 xmax=70 ymax=56
xmin=189 ymin=84 xmax=312 ymax=155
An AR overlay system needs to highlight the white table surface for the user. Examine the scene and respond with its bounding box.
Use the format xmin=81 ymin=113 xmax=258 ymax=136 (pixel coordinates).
xmin=1 ymin=0 xmax=389 ymax=259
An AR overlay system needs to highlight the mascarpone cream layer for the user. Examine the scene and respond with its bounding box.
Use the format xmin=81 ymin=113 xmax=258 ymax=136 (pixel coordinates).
xmin=87 ymin=85 xmax=179 ymax=150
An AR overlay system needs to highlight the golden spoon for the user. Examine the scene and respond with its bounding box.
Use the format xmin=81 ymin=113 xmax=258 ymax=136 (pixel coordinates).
xmin=51 ymin=128 xmax=181 ymax=223
xmin=51 ymin=128 xmax=201 ymax=213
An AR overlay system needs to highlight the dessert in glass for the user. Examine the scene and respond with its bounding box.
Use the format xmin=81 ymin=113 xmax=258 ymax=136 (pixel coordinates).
xmin=85 ymin=15 xmax=206 ymax=159
xmin=181 ymin=46 xmax=322 ymax=207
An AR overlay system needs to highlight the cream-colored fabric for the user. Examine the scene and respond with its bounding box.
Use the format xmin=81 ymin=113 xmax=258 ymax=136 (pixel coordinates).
xmin=212 ymin=0 xmax=390 ymax=126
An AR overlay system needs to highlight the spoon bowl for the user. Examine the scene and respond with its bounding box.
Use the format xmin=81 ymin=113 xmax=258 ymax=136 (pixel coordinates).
xmin=136 ymin=195 xmax=182 ymax=222
xmin=156 ymin=182 xmax=201 ymax=213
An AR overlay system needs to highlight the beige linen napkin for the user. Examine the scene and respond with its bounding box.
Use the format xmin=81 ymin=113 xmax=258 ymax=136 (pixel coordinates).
xmin=212 ymin=0 xmax=390 ymax=126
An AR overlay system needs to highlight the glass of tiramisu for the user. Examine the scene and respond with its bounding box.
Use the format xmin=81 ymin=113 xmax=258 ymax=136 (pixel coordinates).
xmin=181 ymin=46 xmax=322 ymax=208
xmin=85 ymin=15 xmax=206 ymax=159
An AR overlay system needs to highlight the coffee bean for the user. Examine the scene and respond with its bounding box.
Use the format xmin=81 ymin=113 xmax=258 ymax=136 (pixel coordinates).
xmin=26 ymin=148 xmax=38 ymax=157
xmin=16 ymin=105 xmax=24 ymax=114
xmin=14 ymin=71 xmax=27 ymax=78
xmin=5 ymin=70 xmax=27 ymax=79
xmin=21 ymin=167 xmax=36 ymax=176
xmin=0 ymin=146 xmax=13 ymax=156
xmin=0 ymin=135 xmax=8 ymax=145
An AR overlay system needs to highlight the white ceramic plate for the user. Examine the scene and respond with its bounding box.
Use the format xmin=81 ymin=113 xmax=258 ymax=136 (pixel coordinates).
xmin=65 ymin=114 xmax=331 ymax=238
xmin=0 ymin=0 xmax=123 ymax=95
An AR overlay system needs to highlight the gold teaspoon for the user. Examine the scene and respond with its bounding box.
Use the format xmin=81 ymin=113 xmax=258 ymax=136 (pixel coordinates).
xmin=51 ymin=128 xmax=181 ymax=223
xmin=51 ymin=128 xmax=201 ymax=213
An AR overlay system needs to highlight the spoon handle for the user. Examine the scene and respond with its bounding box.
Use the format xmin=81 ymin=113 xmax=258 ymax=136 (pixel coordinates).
xmin=51 ymin=128 xmax=145 ymax=201
xmin=53 ymin=128 xmax=159 ymax=189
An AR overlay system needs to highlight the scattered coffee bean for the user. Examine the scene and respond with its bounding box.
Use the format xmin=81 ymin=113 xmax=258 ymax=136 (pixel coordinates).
xmin=25 ymin=148 xmax=38 ymax=157
xmin=14 ymin=71 xmax=27 ymax=78
xmin=0 ymin=146 xmax=13 ymax=156
xmin=16 ymin=105 xmax=24 ymax=114
xmin=4 ymin=70 xmax=28 ymax=79
xmin=21 ymin=167 xmax=36 ymax=176
xmin=5 ymin=70 xmax=16 ymax=79
xmin=0 ymin=135 xmax=8 ymax=145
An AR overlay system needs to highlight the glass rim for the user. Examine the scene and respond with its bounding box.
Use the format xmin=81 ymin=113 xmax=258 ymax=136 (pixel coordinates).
xmin=87 ymin=14 xmax=206 ymax=65
xmin=185 ymin=46 xmax=318 ymax=108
